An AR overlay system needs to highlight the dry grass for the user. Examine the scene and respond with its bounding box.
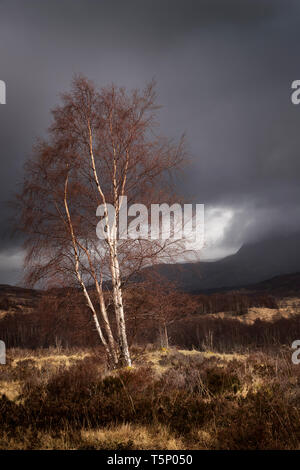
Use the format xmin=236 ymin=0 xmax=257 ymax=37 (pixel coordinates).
xmin=0 ymin=423 xmax=184 ymax=450
xmin=1 ymin=345 xmax=300 ymax=450
xmin=81 ymin=424 xmax=185 ymax=450
xmin=0 ymin=429 xmax=75 ymax=450
xmin=0 ymin=381 xmax=20 ymax=401
xmin=207 ymin=296 xmax=300 ymax=325
xmin=7 ymin=347 xmax=92 ymax=364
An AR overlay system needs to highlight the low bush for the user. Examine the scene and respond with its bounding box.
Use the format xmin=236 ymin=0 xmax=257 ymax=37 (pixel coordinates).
xmin=1 ymin=347 xmax=300 ymax=449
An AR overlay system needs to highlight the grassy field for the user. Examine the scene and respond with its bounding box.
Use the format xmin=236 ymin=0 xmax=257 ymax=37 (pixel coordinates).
xmin=1 ymin=345 xmax=300 ymax=450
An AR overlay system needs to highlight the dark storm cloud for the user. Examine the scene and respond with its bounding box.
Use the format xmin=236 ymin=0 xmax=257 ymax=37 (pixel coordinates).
xmin=0 ymin=0 xmax=300 ymax=281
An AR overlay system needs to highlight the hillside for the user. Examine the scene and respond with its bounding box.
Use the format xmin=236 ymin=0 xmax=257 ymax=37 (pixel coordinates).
xmin=0 ymin=285 xmax=42 ymax=318
xmin=152 ymin=233 xmax=300 ymax=292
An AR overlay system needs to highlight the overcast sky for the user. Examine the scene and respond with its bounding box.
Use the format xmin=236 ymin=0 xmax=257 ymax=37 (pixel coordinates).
xmin=1 ymin=0 xmax=300 ymax=284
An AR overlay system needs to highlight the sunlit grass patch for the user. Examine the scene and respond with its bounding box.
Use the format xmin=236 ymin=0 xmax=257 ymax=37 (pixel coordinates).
xmin=80 ymin=423 xmax=185 ymax=450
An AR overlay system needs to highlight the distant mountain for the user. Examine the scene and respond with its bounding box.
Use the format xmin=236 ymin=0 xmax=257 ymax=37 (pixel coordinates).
xmin=153 ymin=233 xmax=300 ymax=292
xmin=242 ymin=272 xmax=300 ymax=298
xmin=1 ymin=233 xmax=300 ymax=312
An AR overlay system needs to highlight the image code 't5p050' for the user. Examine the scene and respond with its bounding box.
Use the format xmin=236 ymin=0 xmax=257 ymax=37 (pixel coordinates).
xmin=151 ymin=454 xmax=192 ymax=465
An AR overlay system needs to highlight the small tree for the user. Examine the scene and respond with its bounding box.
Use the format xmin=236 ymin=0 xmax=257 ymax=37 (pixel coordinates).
xmin=17 ymin=76 xmax=186 ymax=368
xmin=141 ymin=275 xmax=199 ymax=349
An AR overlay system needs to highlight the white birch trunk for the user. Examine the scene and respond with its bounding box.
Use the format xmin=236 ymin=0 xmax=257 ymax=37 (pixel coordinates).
xmin=88 ymin=120 xmax=132 ymax=367
xmin=109 ymin=239 xmax=131 ymax=366
xmin=64 ymin=174 xmax=116 ymax=367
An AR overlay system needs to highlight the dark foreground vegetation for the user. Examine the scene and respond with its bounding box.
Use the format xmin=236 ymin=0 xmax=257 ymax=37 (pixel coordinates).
xmin=1 ymin=285 xmax=299 ymax=449
xmin=1 ymin=346 xmax=300 ymax=450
